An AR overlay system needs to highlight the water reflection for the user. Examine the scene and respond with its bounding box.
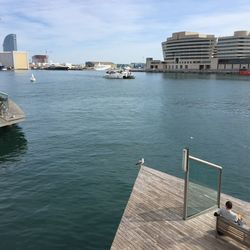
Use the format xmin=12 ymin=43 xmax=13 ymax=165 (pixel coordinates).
xmin=160 ymin=72 xmax=250 ymax=81
xmin=0 ymin=125 xmax=27 ymax=162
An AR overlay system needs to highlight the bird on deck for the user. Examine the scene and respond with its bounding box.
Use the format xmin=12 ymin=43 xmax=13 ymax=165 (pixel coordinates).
xmin=136 ymin=158 xmax=144 ymax=166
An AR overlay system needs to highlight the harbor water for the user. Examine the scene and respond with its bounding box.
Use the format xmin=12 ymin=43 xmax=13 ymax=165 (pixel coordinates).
xmin=0 ymin=70 xmax=250 ymax=249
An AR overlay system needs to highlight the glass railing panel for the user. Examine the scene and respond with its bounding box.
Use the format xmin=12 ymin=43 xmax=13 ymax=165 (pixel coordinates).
xmin=187 ymin=159 xmax=219 ymax=218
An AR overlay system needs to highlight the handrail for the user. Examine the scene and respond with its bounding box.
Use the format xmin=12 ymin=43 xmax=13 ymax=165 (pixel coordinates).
xmin=189 ymin=155 xmax=222 ymax=170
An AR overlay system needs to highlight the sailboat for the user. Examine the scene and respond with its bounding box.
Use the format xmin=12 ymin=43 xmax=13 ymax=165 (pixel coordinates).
xmin=30 ymin=73 xmax=36 ymax=82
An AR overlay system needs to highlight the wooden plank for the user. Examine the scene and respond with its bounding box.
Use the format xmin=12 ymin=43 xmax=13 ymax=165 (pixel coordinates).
xmin=111 ymin=166 xmax=250 ymax=250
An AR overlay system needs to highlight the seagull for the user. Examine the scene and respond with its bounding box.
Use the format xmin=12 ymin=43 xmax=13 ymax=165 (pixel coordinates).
xmin=136 ymin=158 xmax=144 ymax=166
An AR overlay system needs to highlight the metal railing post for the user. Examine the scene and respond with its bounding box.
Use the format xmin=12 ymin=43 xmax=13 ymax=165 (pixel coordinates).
xmin=217 ymin=168 xmax=222 ymax=208
xmin=183 ymin=148 xmax=189 ymax=220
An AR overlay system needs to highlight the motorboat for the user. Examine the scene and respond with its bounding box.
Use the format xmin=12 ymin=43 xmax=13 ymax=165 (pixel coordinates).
xmin=122 ymin=69 xmax=135 ymax=79
xmin=94 ymin=62 xmax=111 ymax=71
xmin=0 ymin=65 xmax=7 ymax=71
xmin=30 ymin=73 xmax=36 ymax=82
xmin=104 ymin=70 xmax=123 ymax=79
xmin=104 ymin=69 xmax=135 ymax=79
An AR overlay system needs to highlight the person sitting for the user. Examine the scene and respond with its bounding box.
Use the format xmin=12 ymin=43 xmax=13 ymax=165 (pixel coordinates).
xmin=214 ymin=200 xmax=243 ymax=225
xmin=214 ymin=200 xmax=250 ymax=236
xmin=214 ymin=201 xmax=249 ymax=230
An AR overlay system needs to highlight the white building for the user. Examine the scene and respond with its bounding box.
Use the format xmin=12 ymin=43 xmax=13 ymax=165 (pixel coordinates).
xmin=161 ymin=31 xmax=217 ymax=71
xmin=217 ymin=31 xmax=250 ymax=70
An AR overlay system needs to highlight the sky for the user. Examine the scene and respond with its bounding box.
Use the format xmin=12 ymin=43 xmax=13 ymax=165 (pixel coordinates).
xmin=0 ymin=0 xmax=250 ymax=64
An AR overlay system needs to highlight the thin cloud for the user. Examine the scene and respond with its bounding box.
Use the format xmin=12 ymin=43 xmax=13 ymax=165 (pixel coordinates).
xmin=0 ymin=0 xmax=250 ymax=63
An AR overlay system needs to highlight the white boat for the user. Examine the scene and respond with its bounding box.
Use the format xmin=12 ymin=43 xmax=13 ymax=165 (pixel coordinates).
xmin=104 ymin=69 xmax=135 ymax=79
xmin=94 ymin=62 xmax=111 ymax=71
xmin=30 ymin=73 xmax=36 ymax=82
xmin=122 ymin=69 xmax=135 ymax=79
xmin=0 ymin=65 xmax=7 ymax=71
xmin=104 ymin=70 xmax=124 ymax=79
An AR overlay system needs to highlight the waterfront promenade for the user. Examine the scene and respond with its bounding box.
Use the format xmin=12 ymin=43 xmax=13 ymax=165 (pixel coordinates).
xmin=111 ymin=166 xmax=250 ymax=249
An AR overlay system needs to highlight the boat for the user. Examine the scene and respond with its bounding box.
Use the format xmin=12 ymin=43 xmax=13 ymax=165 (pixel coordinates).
xmin=104 ymin=69 xmax=135 ymax=79
xmin=30 ymin=73 xmax=36 ymax=82
xmin=94 ymin=62 xmax=111 ymax=71
xmin=239 ymin=68 xmax=250 ymax=75
xmin=122 ymin=69 xmax=135 ymax=79
xmin=104 ymin=70 xmax=123 ymax=79
xmin=0 ymin=65 xmax=7 ymax=71
xmin=44 ymin=65 xmax=69 ymax=70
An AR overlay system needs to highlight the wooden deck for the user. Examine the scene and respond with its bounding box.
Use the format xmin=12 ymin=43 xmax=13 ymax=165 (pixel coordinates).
xmin=111 ymin=166 xmax=250 ymax=250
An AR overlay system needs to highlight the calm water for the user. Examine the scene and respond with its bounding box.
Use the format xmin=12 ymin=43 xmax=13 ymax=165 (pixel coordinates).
xmin=0 ymin=70 xmax=250 ymax=249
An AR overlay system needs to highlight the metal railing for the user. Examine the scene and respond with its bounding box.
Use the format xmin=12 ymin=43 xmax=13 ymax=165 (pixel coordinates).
xmin=0 ymin=91 xmax=9 ymax=118
xmin=183 ymin=148 xmax=223 ymax=220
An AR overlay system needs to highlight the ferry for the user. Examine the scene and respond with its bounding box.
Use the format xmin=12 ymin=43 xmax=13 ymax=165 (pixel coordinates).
xmin=44 ymin=65 xmax=69 ymax=70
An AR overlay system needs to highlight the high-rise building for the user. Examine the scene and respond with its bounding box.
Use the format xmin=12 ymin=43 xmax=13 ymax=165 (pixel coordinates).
xmin=3 ymin=34 xmax=17 ymax=52
xmin=162 ymin=31 xmax=217 ymax=71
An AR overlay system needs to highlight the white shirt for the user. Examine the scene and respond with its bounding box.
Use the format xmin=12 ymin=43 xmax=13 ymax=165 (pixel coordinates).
xmin=218 ymin=207 xmax=238 ymax=223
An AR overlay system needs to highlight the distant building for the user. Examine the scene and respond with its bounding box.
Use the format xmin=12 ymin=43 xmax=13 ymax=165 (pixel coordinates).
xmin=0 ymin=51 xmax=29 ymax=70
xmin=145 ymin=58 xmax=167 ymax=71
xmin=145 ymin=30 xmax=250 ymax=73
xmin=162 ymin=31 xmax=217 ymax=71
xmin=3 ymin=34 xmax=17 ymax=52
xmin=217 ymin=31 xmax=250 ymax=71
xmin=130 ymin=62 xmax=145 ymax=69
xmin=32 ymin=55 xmax=48 ymax=64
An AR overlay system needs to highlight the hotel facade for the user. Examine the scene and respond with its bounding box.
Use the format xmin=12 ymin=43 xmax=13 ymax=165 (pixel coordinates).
xmin=217 ymin=31 xmax=250 ymax=71
xmin=147 ymin=30 xmax=250 ymax=72
xmin=162 ymin=31 xmax=217 ymax=71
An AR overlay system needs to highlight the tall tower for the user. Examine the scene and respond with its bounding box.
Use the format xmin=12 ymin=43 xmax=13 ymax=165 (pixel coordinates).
xmin=3 ymin=34 xmax=17 ymax=51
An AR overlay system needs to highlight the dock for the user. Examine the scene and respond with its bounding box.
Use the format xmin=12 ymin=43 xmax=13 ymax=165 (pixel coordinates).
xmin=111 ymin=166 xmax=250 ymax=249
xmin=0 ymin=93 xmax=25 ymax=128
